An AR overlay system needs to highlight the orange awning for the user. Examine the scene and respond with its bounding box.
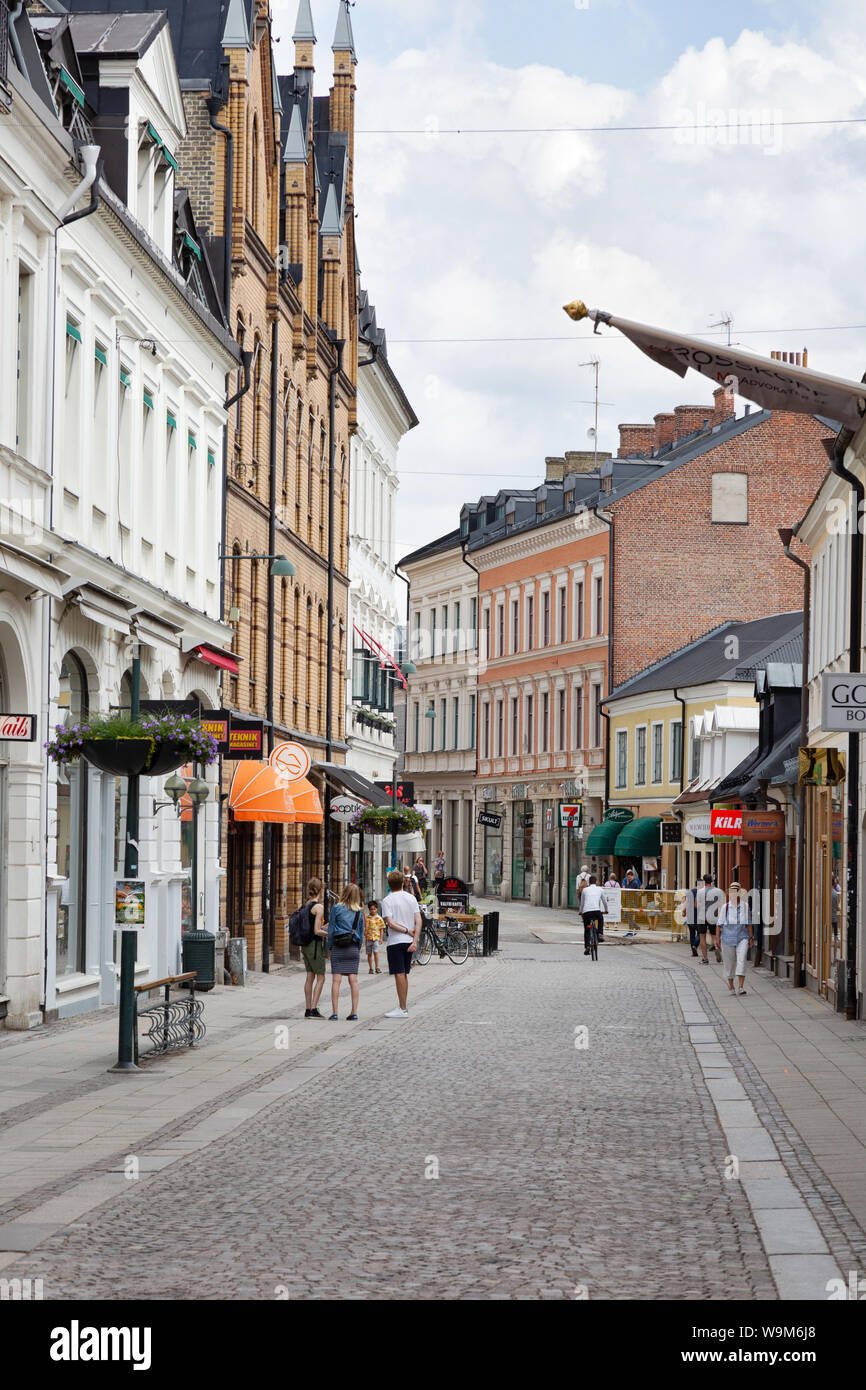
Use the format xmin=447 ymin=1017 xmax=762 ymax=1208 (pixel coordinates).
xmin=228 ymin=761 xmax=323 ymax=824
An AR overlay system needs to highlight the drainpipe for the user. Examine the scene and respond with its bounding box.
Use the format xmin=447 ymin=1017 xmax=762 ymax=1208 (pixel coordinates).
xmin=828 ymin=427 xmax=861 ymax=1019
xmin=259 ymin=317 xmax=280 ymax=975
xmin=207 ymin=93 xmax=234 ymax=314
xmin=59 ymin=145 xmax=101 ymax=224
xmin=8 ymin=3 xmax=26 ymax=76
xmin=672 ymin=688 xmax=687 ymax=889
xmin=779 ymin=524 xmax=811 ymax=987
xmin=593 ymin=506 xmax=614 ymax=812
xmin=461 ymin=540 xmax=482 ymax=876
xmin=322 ymin=341 xmax=344 ymax=904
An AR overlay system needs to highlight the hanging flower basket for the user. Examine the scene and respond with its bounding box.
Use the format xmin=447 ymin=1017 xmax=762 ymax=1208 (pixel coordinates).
xmin=350 ymin=805 xmax=429 ymax=836
xmin=81 ymin=738 xmax=154 ymax=777
xmin=46 ymin=713 xmax=218 ymax=777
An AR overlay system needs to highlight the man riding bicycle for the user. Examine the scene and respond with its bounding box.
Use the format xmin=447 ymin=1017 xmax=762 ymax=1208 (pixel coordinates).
xmin=579 ymin=875 xmax=608 ymax=954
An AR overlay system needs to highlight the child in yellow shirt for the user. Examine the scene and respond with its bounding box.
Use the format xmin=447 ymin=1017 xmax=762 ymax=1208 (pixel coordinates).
xmin=365 ymin=900 xmax=386 ymax=974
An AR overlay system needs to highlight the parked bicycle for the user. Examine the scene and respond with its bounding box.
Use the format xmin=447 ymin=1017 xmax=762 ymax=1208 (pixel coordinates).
xmin=414 ymin=916 xmax=469 ymax=966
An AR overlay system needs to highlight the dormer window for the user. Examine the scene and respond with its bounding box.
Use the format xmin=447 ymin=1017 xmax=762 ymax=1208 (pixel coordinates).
xmin=137 ymin=122 xmax=176 ymax=248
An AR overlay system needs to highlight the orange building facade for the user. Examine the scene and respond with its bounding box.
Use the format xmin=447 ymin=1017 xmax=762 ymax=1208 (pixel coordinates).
xmin=473 ymin=505 xmax=609 ymax=906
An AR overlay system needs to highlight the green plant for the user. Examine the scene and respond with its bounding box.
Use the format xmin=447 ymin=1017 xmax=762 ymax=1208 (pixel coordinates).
xmin=351 ymin=804 xmax=429 ymax=835
xmin=45 ymin=712 xmax=218 ymax=768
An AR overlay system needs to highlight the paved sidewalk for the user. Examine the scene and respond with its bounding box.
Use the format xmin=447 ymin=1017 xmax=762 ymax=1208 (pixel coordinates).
xmin=0 ymin=953 xmax=490 ymax=1266
xmin=481 ymin=894 xmax=866 ymax=1247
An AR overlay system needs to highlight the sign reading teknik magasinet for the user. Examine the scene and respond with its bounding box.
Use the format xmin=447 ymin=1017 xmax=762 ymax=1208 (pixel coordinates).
xmin=822 ymin=673 xmax=866 ymax=731
xmin=563 ymin=302 xmax=866 ymax=429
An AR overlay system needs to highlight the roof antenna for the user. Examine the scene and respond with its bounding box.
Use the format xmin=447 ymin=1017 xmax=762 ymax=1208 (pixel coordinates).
xmin=579 ymin=357 xmax=600 ymax=467
xmin=709 ymin=312 xmax=733 ymax=347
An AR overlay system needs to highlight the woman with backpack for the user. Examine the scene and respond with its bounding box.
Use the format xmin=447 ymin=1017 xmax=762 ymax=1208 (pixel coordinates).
xmin=327 ymin=884 xmax=366 ymax=1020
xmin=293 ymin=878 xmax=326 ymax=1019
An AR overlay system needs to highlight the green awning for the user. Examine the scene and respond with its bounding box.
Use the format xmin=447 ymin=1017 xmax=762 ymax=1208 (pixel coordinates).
xmin=613 ymin=816 xmax=662 ymax=857
xmin=166 ymin=412 xmax=177 ymax=431
xmin=585 ymin=820 xmax=624 ymax=856
xmin=188 ymin=433 xmax=197 ymax=450
xmin=143 ymin=390 xmax=154 ymax=411
xmin=94 ymin=346 xmax=108 ymax=367
xmin=66 ymin=321 xmax=82 ymax=344
xmin=60 ymin=68 xmax=85 ymax=108
xmin=120 ymin=368 xmax=132 ymax=389
xmin=183 ymin=232 xmax=202 ymax=262
xmin=207 ymin=450 xmax=216 ymax=468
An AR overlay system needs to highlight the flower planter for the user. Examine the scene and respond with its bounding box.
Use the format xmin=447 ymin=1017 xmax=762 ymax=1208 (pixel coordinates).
xmin=80 ymin=739 xmax=153 ymax=777
xmin=143 ymin=745 xmax=191 ymax=777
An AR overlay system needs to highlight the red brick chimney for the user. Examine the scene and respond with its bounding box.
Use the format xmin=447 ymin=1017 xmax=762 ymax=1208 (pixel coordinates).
xmin=617 ymin=424 xmax=655 ymax=458
xmin=673 ymin=405 xmax=709 ymax=441
xmin=654 ymin=413 xmax=676 ymax=449
xmin=712 ymin=386 xmax=735 ymax=424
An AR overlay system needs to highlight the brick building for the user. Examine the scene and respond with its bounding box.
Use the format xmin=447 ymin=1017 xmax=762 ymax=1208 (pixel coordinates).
xmin=603 ymin=387 xmax=833 ymax=687
xmin=63 ymin=0 xmax=362 ymax=965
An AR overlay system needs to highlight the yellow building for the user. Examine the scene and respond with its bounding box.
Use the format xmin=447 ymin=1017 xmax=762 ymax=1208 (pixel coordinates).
xmin=597 ymin=613 xmax=803 ymax=887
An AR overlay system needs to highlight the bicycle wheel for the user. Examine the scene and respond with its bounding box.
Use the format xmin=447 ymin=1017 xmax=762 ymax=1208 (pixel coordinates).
xmin=415 ymin=928 xmax=434 ymax=966
xmin=444 ymin=928 xmax=469 ymax=965
xmin=590 ymin=929 xmax=598 ymax=962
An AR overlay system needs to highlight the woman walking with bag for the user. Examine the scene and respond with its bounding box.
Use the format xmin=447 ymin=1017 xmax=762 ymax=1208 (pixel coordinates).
xmin=714 ymin=882 xmax=753 ymax=996
xmin=327 ymin=884 xmax=365 ymax=1020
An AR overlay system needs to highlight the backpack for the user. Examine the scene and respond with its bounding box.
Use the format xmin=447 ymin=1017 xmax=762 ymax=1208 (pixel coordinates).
xmin=288 ymin=900 xmax=316 ymax=948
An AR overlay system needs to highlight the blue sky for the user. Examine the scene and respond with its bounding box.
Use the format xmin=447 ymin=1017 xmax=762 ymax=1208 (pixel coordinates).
xmin=274 ymin=1 xmax=866 ymax=555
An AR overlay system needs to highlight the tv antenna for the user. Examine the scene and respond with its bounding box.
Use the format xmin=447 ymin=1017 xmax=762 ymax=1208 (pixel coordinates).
xmin=709 ymin=313 xmax=734 ymax=347
xmin=579 ymin=357 xmax=601 ymax=465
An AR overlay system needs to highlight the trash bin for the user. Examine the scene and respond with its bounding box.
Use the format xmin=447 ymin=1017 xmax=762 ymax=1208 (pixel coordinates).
xmin=227 ymin=936 xmax=247 ymax=987
xmin=482 ymin=911 xmax=500 ymax=956
xmin=181 ymin=929 xmax=216 ymax=991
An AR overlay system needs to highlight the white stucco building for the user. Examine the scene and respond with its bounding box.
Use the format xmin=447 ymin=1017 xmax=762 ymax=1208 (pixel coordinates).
xmin=346 ymin=294 xmax=417 ymax=890
xmin=0 ymin=7 xmax=237 ymax=1027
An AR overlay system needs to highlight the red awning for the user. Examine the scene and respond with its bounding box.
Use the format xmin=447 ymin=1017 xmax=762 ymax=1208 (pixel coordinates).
xmin=192 ymin=645 xmax=240 ymax=675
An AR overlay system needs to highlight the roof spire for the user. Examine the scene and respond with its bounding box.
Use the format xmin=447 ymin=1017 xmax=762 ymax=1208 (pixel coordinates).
xmin=221 ymin=0 xmax=251 ymax=49
xmin=293 ymin=0 xmax=316 ymax=43
xmin=321 ymin=176 xmax=342 ymax=237
xmin=332 ymin=0 xmax=356 ymax=60
xmin=284 ymin=103 xmax=307 ymax=163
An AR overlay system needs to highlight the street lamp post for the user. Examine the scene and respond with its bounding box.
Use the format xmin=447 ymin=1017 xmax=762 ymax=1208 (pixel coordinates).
xmin=111 ymin=641 xmax=142 ymax=1073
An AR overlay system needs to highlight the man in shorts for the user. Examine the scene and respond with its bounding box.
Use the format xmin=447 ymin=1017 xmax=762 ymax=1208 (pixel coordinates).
xmin=301 ymin=877 xmax=327 ymax=1017
xmin=381 ymin=868 xmax=421 ymax=1018
xmin=694 ymin=873 xmax=723 ymax=964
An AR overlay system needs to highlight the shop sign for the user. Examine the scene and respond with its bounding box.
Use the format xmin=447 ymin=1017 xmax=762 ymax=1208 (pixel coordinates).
xmin=661 ymin=821 xmax=682 ymax=844
xmin=711 ymin=809 xmax=742 ymax=838
xmin=438 ymin=892 xmax=469 ymax=914
xmin=375 ymin=780 xmax=414 ymax=804
xmin=0 ymin=714 xmax=36 ymax=741
xmin=602 ymin=886 xmax=622 ymax=923
xmin=227 ymin=718 xmax=264 ymax=759
xmin=604 ymin=807 xmax=635 ymax=824
xmin=821 ymin=673 xmax=866 ymax=730
xmin=331 ymin=797 xmax=363 ymax=823
xmin=798 ymin=747 xmax=846 ymax=786
xmin=199 ymin=709 xmax=230 ymax=750
xmin=685 ymin=815 xmax=712 ymax=841
xmin=115 ymin=879 xmax=145 ymax=928
xmin=559 ymin=802 xmax=583 ymax=829
xmin=741 ymin=810 xmax=785 ymax=842
xmin=478 ymin=811 xmax=502 ymax=829
xmin=832 ymin=813 xmax=844 ymax=839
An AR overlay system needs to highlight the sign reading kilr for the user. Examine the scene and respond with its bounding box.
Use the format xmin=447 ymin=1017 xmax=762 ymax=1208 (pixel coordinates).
xmin=711 ymin=809 xmax=743 ymax=838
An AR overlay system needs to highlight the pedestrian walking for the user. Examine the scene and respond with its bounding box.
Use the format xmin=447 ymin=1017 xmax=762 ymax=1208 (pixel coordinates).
xmin=622 ymin=866 xmax=642 ymax=890
xmin=686 ymin=880 xmax=701 ymax=956
xmin=433 ymin=850 xmax=446 ymax=883
xmin=289 ymin=877 xmax=327 ymax=1018
xmin=365 ymin=899 xmax=386 ymax=974
xmin=603 ymin=873 xmax=619 ymax=889
xmin=694 ymin=873 xmax=723 ymax=964
xmin=381 ymin=867 xmax=422 ymax=1018
xmin=714 ymin=882 xmax=753 ymax=995
xmin=579 ymin=875 xmax=608 ymax=954
xmin=575 ymin=864 xmax=590 ymax=901
xmin=327 ymin=884 xmax=366 ymax=1020
xmin=403 ymin=864 xmax=422 ymax=902
xmin=414 ymin=856 xmax=428 ymax=893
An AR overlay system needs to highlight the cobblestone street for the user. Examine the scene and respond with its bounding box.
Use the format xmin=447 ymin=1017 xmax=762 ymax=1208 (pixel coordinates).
xmin=3 ymin=923 xmax=863 ymax=1301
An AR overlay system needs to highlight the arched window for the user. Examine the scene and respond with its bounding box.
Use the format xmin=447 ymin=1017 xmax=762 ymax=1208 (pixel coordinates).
xmin=56 ymin=653 xmax=89 ymax=979
xmin=293 ymin=588 xmax=301 ymax=726
xmin=249 ymin=559 xmax=259 ymax=704
xmin=250 ymin=115 xmax=259 ymax=230
xmin=307 ymin=409 xmax=315 ymax=515
xmin=317 ymin=605 xmax=325 ymax=736
xmin=305 ymin=597 xmax=313 ymax=723
xmin=234 ymin=314 xmax=246 ymax=465
xmin=281 ymin=374 xmax=291 ymax=509
xmin=295 ymin=393 xmax=304 ymax=526
xmin=252 ymin=334 xmax=263 ymax=474
xmin=279 ymin=578 xmax=289 ymax=726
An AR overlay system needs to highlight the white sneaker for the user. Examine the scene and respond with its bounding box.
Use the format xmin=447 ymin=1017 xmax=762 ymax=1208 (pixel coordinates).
xmin=384 ymin=1007 xmax=409 ymax=1018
